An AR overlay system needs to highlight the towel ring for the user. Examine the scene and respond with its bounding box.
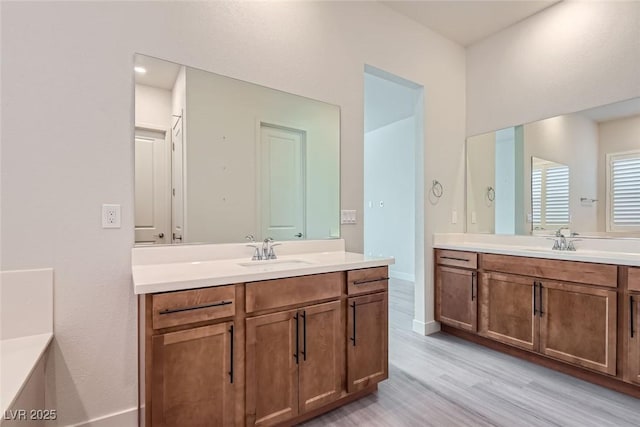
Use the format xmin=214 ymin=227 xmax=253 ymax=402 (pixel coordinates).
xmin=431 ymin=180 xmax=443 ymax=198
xmin=487 ymin=186 xmax=495 ymax=202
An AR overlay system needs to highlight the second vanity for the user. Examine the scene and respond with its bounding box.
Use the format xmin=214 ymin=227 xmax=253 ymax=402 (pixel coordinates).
xmin=434 ymin=233 xmax=640 ymax=398
xmin=132 ymin=239 xmax=393 ymax=427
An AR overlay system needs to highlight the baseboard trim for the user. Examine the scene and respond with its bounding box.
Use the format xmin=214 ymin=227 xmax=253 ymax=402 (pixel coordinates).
xmin=389 ymin=271 xmax=415 ymax=282
xmin=69 ymin=407 xmax=138 ymax=427
xmin=412 ymin=319 xmax=440 ymax=335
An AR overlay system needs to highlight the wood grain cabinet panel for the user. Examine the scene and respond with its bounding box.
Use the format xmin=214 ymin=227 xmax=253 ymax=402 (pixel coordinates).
xmin=629 ymin=267 xmax=640 ymax=292
xmin=298 ymin=301 xmax=343 ymax=413
xmin=245 ymin=310 xmax=299 ymax=427
xmin=539 ymin=281 xmax=617 ymax=375
xmin=436 ymin=249 xmax=478 ymax=269
xmin=152 ymin=285 xmax=236 ymax=329
xmin=347 ymin=267 xmax=388 ymax=295
xmin=626 ymin=293 xmax=640 ymax=384
xmin=347 ymin=292 xmax=388 ymax=393
xmin=436 ymin=266 xmax=477 ymax=332
xmin=151 ymin=322 xmax=235 ymax=427
xmin=480 ymin=272 xmax=537 ymax=351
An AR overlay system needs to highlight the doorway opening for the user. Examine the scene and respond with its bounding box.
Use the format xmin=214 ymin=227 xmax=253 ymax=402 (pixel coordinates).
xmin=364 ymin=65 xmax=424 ymax=333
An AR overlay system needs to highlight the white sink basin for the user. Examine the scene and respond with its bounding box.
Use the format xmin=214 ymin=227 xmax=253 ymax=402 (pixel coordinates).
xmin=237 ymin=259 xmax=312 ymax=268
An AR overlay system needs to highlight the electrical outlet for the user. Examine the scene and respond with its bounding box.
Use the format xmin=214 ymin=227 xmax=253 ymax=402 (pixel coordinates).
xmin=102 ymin=204 xmax=121 ymax=228
xmin=341 ymin=209 xmax=356 ymax=224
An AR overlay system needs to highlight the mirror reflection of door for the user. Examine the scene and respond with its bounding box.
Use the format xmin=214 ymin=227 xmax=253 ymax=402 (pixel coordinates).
xmin=134 ymin=128 xmax=170 ymax=244
xmin=260 ymin=123 xmax=306 ymax=241
xmin=172 ymin=114 xmax=185 ymax=243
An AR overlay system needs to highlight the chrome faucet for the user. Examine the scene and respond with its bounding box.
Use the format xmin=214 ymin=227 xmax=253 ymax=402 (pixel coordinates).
xmin=246 ymin=235 xmax=263 ymax=260
xmin=262 ymin=237 xmax=280 ymax=260
xmin=549 ymin=229 xmax=580 ymax=251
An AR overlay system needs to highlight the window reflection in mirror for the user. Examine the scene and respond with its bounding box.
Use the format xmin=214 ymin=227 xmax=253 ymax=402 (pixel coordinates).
xmin=466 ymin=97 xmax=640 ymax=237
xmin=133 ymin=54 xmax=340 ymax=245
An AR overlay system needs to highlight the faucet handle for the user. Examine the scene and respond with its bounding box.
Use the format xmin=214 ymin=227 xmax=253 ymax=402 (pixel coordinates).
xmin=547 ymin=237 xmax=560 ymax=250
xmin=567 ymin=239 xmax=581 ymax=251
xmin=245 ymin=234 xmax=256 ymax=243
xmin=246 ymin=243 xmax=262 ymax=260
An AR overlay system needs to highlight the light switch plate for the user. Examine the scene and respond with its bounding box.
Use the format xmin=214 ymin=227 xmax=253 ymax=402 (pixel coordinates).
xmin=451 ymin=210 xmax=458 ymax=224
xmin=471 ymin=211 xmax=477 ymax=224
xmin=341 ymin=209 xmax=356 ymax=224
xmin=102 ymin=204 xmax=121 ymax=228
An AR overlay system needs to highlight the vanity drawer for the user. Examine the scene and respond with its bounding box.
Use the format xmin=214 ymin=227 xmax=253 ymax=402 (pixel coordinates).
xmin=152 ymin=285 xmax=236 ymax=330
xmin=436 ymin=249 xmax=478 ymax=269
xmin=246 ymin=272 xmax=343 ymax=313
xmin=481 ymin=253 xmax=618 ymax=288
xmin=347 ymin=267 xmax=389 ymax=295
xmin=629 ymin=267 xmax=640 ymax=292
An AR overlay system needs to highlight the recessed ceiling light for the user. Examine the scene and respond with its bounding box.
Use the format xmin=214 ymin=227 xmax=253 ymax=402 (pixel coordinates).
xmin=134 ymin=66 xmax=147 ymax=74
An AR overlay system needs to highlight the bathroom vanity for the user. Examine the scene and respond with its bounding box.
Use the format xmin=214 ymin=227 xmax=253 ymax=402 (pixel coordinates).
xmin=133 ymin=240 xmax=393 ymax=427
xmin=434 ymin=234 xmax=640 ymax=397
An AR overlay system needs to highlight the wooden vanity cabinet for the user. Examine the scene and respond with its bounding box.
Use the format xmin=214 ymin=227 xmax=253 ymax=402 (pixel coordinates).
xmin=479 ymin=272 xmax=537 ymax=351
xmin=144 ymin=285 xmax=240 ymax=427
xmin=346 ymin=268 xmax=389 ymax=393
xmin=435 ymin=250 xmax=478 ymax=332
xmin=245 ymin=272 xmax=347 ymax=427
xmin=245 ymin=300 xmax=343 ymax=427
xmin=143 ymin=267 xmax=390 ymax=427
xmin=479 ymin=254 xmax=618 ymax=375
xmin=624 ymin=267 xmax=640 ymax=385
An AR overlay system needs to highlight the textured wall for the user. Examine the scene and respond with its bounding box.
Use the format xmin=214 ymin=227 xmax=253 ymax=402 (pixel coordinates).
xmin=0 ymin=2 xmax=465 ymax=424
xmin=467 ymin=1 xmax=640 ymax=136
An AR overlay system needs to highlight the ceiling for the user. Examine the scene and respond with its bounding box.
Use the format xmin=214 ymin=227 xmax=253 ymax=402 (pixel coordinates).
xmin=134 ymin=54 xmax=181 ymax=90
xmin=382 ymin=1 xmax=560 ymax=46
xmin=579 ymin=98 xmax=640 ymax=123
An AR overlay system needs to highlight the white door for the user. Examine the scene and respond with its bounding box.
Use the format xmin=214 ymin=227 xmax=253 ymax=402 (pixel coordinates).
xmin=260 ymin=124 xmax=306 ymax=241
xmin=172 ymin=114 xmax=185 ymax=243
xmin=134 ymin=128 xmax=169 ymax=244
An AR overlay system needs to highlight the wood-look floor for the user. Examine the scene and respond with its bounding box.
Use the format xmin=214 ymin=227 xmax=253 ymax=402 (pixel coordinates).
xmin=303 ymin=278 xmax=640 ymax=426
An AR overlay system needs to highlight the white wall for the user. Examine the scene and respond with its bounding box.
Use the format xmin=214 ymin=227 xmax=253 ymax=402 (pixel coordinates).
xmin=185 ymin=67 xmax=340 ymax=243
xmin=0 ymin=2 xmax=465 ymax=425
xmin=467 ymin=1 xmax=640 ymax=136
xmin=597 ymin=114 xmax=640 ymax=230
xmin=523 ymin=114 xmax=599 ymax=233
xmin=466 ymin=132 xmax=495 ymax=233
xmin=365 ymin=116 xmax=416 ymax=281
xmin=134 ymin=84 xmax=171 ymax=129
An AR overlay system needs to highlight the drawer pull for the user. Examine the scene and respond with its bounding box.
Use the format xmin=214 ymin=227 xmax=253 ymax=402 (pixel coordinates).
xmin=471 ymin=272 xmax=476 ymax=301
xmin=159 ymin=300 xmax=232 ymax=315
xmin=350 ymin=302 xmax=357 ymax=346
xmin=631 ymin=296 xmax=635 ymax=339
xmin=229 ymin=324 xmax=234 ymax=383
xmin=539 ymin=283 xmax=544 ymax=317
xmin=353 ymin=277 xmax=389 ymax=286
xmin=440 ymin=256 xmax=470 ymax=263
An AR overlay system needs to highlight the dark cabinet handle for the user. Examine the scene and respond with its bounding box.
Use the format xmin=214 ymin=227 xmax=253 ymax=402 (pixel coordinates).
xmin=159 ymin=300 xmax=232 ymax=315
xmin=631 ymin=295 xmax=635 ymax=338
xmin=228 ymin=324 xmax=234 ymax=383
xmin=350 ymin=302 xmax=357 ymax=346
xmin=440 ymin=256 xmax=469 ymax=262
xmin=533 ymin=282 xmax=538 ymax=316
xmin=471 ymin=272 xmax=476 ymax=301
xmin=293 ymin=313 xmax=299 ymax=364
xmin=353 ymin=277 xmax=389 ymax=285
xmin=539 ymin=283 xmax=544 ymax=317
xmin=301 ymin=311 xmax=307 ymax=361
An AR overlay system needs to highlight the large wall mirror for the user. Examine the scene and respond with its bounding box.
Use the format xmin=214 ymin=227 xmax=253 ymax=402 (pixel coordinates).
xmin=134 ymin=54 xmax=340 ymax=245
xmin=466 ymin=97 xmax=640 ymax=237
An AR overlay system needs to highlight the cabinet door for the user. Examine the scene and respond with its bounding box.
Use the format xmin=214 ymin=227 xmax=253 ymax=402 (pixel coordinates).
xmin=151 ymin=322 xmax=234 ymax=427
xmin=436 ymin=266 xmax=477 ymax=332
xmin=627 ymin=293 xmax=640 ymax=384
xmin=245 ymin=309 xmax=299 ymax=427
xmin=480 ymin=272 xmax=537 ymax=351
xmin=539 ymin=281 xmax=617 ymax=375
xmin=347 ymin=292 xmax=388 ymax=393
xmin=298 ymin=300 xmax=343 ymax=413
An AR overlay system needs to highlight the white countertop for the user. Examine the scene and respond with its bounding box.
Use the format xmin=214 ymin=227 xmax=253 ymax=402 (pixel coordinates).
xmin=1 ymin=333 xmax=53 ymax=414
xmin=133 ymin=247 xmax=394 ymax=294
xmin=434 ymin=233 xmax=640 ymax=266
